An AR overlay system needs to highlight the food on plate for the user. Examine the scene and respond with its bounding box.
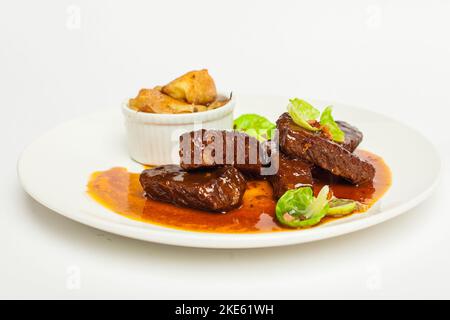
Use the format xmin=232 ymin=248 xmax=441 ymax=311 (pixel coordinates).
xmin=327 ymin=198 xmax=362 ymax=216
xmin=129 ymin=88 xmax=206 ymax=114
xmin=179 ymin=129 xmax=271 ymax=175
xmin=144 ymin=98 xmax=378 ymax=227
xmin=286 ymin=99 xmax=344 ymax=142
xmin=277 ymin=112 xmax=375 ymax=185
xmin=140 ymin=165 xmax=246 ymax=212
xmin=275 ymin=183 xmax=369 ymax=228
xmin=90 ymin=93 xmax=391 ymax=232
xmin=141 ymin=98 xmax=381 ymax=227
xmin=204 ymin=95 xmax=231 ymax=110
xmin=88 ymin=149 xmax=389 ymax=233
xmin=233 ymin=114 xmax=276 ymax=141
xmin=337 ymin=120 xmax=364 ymax=152
xmin=128 ymin=69 xmax=229 ymax=114
xmin=275 ymin=186 xmax=331 ymax=228
xmin=286 ymin=99 xmax=322 ymax=132
xmin=162 ymin=69 xmax=217 ymax=105
xmin=268 ymin=154 xmax=313 ymax=199
xmin=286 ymin=99 xmax=364 ymax=151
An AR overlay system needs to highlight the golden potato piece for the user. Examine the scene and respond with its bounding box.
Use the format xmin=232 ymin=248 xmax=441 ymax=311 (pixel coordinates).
xmin=129 ymin=89 xmax=207 ymax=114
xmin=162 ymin=69 xmax=217 ymax=105
xmin=129 ymin=89 xmax=171 ymax=113
xmin=207 ymin=96 xmax=231 ymax=110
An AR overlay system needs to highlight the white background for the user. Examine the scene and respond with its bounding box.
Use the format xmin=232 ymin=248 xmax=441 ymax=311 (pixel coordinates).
xmin=1 ymin=0 xmax=449 ymax=299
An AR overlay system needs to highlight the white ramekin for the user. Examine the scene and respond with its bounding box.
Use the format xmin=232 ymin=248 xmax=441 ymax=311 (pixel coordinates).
xmin=122 ymin=93 xmax=235 ymax=166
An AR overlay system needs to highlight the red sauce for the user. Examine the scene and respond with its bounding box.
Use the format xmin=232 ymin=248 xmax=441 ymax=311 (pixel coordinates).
xmin=87 ymin=150 xmax=391 ymax=233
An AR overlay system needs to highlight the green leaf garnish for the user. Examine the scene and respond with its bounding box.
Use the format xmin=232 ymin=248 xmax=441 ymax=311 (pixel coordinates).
xmin=275 ymin=187 xmax=361 ymax=227
xmin=287 ymin=99 xmax=346 ymax=143
xmin=287 ymin=98 xmax=321 ymax=132
xmin=319 ymin=106 xmax=345 ymax=143
xmin=327 ymin=198 xmax=358 ymax=216
xmin=233 ymin=114 xmax=276 ymax=141
xmin=275 ymin=186 xmax=330 ymax=228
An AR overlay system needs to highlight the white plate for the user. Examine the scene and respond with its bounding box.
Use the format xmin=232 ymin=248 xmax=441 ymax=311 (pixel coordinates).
xmin=18 ymin=95 xmax=441 ymax=249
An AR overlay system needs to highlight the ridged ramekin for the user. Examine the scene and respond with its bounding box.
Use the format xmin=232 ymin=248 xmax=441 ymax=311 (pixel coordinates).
xmin=122 ymin=94 xmax=235 ymax=166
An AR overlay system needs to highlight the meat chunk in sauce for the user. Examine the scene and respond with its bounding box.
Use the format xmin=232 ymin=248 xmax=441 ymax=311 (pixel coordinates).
xmin=277 ymin=113 xmax=375 ymax=185
xmin=140 ymin=165 xmax=246 ymax=213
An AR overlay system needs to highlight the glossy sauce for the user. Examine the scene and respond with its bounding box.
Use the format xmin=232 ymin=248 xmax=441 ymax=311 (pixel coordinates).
xmin=87 ymin=150 xmax=391 ymax=233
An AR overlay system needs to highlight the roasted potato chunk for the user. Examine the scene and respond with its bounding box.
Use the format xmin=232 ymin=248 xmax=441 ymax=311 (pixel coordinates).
xmin=129 ymin=89 xmax=206 ymax=114
xmin=207 ymin=97 xmax=230 ymax=110
xmin=162 ymin=69 xmax=217 ymax=105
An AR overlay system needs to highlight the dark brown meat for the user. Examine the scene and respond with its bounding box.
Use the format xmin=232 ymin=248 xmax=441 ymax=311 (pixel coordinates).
xmin=337 ymin=121 xmax=363 ymax=152
xmin=140 ymin=165 xmax=246 ymax=212
xmin=277 ymin=113 xmax=375 ymax=185
xmin=269 ymin=154 xmax=314 ymax=199
xmin=179 ymin=130 xmax=270 ymax=175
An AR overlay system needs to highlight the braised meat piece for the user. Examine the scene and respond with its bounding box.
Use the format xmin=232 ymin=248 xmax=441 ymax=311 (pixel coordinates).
xmin=269 ymin=154 xmax=314 ymax=199
xmin=277 ymin=113 xmax=375 ymax=185
xmin=140 ymin=165 xmax=246 ymax=212
xmin=337 ymin=121 xmax=363 ymax=152
xmin=179 ymin=130 xmax=270 ymax=175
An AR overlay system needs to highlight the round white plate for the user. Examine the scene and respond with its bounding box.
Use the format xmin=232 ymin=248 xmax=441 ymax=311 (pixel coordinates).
xmin=18 ymin=95 xmax=441 ymax=249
